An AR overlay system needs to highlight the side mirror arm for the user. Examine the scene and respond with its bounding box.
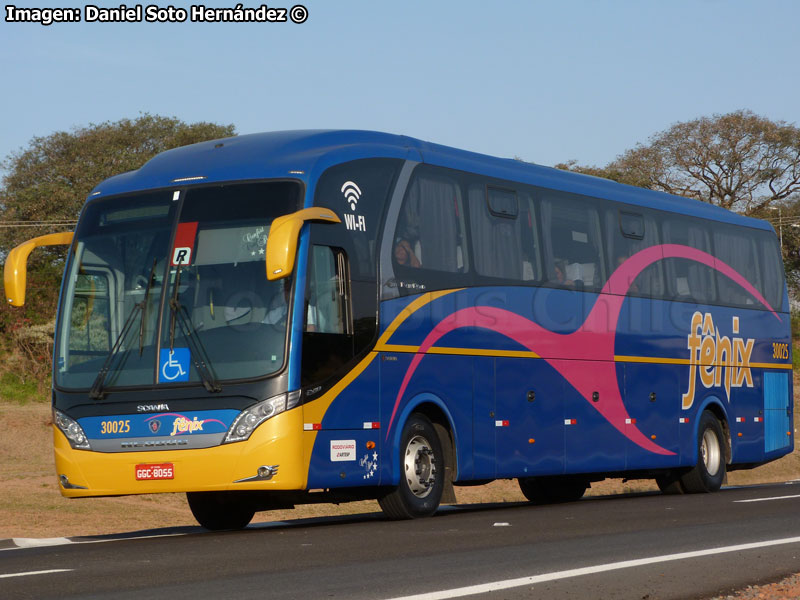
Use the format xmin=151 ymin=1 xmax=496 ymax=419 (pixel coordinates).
xmin=266 ymin=208 xmax=340 ymax=281
xmin=4 ymin=232 xmax=74 ymax=306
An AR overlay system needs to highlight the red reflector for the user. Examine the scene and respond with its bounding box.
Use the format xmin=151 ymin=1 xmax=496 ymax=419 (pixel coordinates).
xmin=135 ymin=463 xmax=174 ymax=480
xmin=313 ymin=423 xmax=322 ymax=430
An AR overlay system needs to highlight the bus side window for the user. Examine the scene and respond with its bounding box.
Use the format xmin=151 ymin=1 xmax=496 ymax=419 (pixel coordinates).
xmin=394 ymin=167 xmax=467 ymax=277
xmin=301 ymin=245 xmax=354 ymax=387
xmin=606 ymin=210 xmax=665 ymax=297
xmin=468 ymin=184 xmax=529 ymax=281
xmin=663 ymin=218 xmax=716 ymax=303
xmin=540 ymin=192 xmax=606 ymax=290
xmin=305 ymin=245 xmax=351 ymax=335
xmin=713 ymin=225 xmax=762 ymax=308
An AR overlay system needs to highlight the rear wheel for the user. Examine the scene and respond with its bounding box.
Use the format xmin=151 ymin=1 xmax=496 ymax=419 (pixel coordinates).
xmin=518 ymin=476 xmax=588 ymax=504
xmin=186 ymin=492 xmax=255 ymax=530
xmin=679 ymin=411 xmax=726 ymax=493
xmin=379 ymin=414 xmax=444 ymax=520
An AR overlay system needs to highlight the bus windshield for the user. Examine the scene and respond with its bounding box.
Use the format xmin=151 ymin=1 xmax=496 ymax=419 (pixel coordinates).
xmin=55 ymin=181 xmax=302 ymax=392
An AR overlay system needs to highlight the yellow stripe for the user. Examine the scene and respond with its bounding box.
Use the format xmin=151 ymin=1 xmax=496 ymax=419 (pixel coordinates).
xmin=378 ymin=344 xmax=539 ymax=359
xmin=615 ymin=355 xmax=793 ymax=369
xmin=615 ymin=355 xmax=691 ymax=365
xmin=377 ymin=344 xmax=420 ymax=353
xmin=428 ymin=347 xmax=539 ymax=359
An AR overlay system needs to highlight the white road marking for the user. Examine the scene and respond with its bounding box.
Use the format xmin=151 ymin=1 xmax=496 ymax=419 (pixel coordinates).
xmin=0 ymin=569 xmax=73 ymax=579
xmin=1 ymin=532 xmax=187 ymax=552
xmin=734 ymin=494 xmax=800 ymax=503
xmin=12 ymin=537 xmax=72 ymax=548
xmin=385 ymin=535 xmax=800 ymax=600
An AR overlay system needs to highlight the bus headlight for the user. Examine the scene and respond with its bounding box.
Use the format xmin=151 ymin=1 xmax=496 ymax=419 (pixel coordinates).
xmin=224 ymin=391 xmax=300 ymax=444
xmin=54 ymin=409 xmax=91 ymax=450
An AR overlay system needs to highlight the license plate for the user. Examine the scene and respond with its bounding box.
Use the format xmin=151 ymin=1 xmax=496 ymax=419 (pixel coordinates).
xmin=135 ymin=463 xmax=174 ymax=480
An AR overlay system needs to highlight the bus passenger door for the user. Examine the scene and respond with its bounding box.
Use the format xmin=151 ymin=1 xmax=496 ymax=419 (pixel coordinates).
xmin=302 ymin=246 xmax=381 ymax=487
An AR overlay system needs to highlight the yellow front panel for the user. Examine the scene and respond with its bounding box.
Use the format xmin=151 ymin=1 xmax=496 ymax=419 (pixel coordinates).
xmin=55 ymin=408 xmax=307 ymax=497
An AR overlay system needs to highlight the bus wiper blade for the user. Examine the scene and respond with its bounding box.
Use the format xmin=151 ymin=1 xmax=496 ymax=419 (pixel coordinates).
xmin=89 ymin=302 xmax=142 ymax=400
xmin=168 ymin=262 xmax=183 ymax=352
xmin=170 ymin=303 xmax=222 ymax=393
xmin=167 ymin=263 xmax=221 ymax=393
xmin=139 ymin=257 xmax=158 ymax=356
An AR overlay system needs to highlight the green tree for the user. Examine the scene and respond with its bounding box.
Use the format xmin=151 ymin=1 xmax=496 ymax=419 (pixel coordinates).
xmin=562 ymin=110 xmax=800 ymax=216
xmin=0 ymin=114 xmax=236 ymax=255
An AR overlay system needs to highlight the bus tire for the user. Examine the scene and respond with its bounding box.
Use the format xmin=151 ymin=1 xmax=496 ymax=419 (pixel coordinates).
xmin=518 ymin=476 xmax=587 ymax=504
xmin=378 ymin=413 xmax=444 ymax=520
xmin=679 ymin=411 xmax=726 ymax=493
xmin=186 ymin=491 xmax=255 ymax=530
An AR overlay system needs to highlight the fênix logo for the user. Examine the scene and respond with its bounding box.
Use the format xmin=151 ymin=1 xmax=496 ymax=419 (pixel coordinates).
xmin=681 ymin=311 xmax=754 ymax=409
xmin=341 ymin=181 xmax=361 ymax=211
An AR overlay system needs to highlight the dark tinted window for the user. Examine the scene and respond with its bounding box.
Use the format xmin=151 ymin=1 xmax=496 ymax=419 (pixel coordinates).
xmin=541 ymin=192 xmax=606 ymax=291
xmin=391 ymin=165 xmax=469 ymax=293
xmin=758 ymin=232 xmax=784 ymax=310
xmin=606 ymin=209 xmax=664 ymax=297
xmin=662 ymin=217 xmax=716 ymax=303
xmin=468 ymin=184 xmax=538 ymax=281
xmin=713 ymin=225 xmax=763 ymax=309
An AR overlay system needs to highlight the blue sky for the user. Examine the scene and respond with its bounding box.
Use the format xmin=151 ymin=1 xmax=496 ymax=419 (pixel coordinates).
xmin=2 ymin=0 xmax=799 ymax=175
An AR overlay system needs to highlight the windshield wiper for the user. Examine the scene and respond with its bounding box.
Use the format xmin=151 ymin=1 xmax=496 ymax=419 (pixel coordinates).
xmin=90 ymin=258 xmax=158 ymax=400
xmin=167 ymin=264 xmax=221 ymax=393
xmin=89 ymin=301 xmax=143 ymax=400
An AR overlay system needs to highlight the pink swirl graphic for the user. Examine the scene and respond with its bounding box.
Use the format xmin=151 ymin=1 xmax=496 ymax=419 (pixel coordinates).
xmin=385 ymin=244 xmax=781 ymax=454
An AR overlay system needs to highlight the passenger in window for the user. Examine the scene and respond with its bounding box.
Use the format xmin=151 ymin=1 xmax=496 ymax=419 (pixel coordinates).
xmin=394 ymin=238 xmax=421 ymax=268
xmin=553 ymin=260 xmax=575 ymax=288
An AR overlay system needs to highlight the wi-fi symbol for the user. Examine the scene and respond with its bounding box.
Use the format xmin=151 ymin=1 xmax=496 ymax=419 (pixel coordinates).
xmin=341 ymin=181 xmax=362 ymax=211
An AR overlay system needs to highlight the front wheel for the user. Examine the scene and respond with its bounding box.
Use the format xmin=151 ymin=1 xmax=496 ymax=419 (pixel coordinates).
xmin=187 ymin=491 xmax=255 ymax=530
xmin=378 ymin=414 xmax=444 ymax=520
xmin=679 ymin=411 xmax=726 ymax=493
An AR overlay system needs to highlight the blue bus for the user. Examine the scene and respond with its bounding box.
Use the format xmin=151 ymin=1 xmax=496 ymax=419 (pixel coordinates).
xmin=5 ymin=130 xmax=792 ymax=529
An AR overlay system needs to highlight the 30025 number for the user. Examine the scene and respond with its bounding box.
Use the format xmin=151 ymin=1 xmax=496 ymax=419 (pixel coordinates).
xmin=772 ymin=342 xmax=789 ymax=360
xmin=100 ymin=419 xmax=131 ymax=435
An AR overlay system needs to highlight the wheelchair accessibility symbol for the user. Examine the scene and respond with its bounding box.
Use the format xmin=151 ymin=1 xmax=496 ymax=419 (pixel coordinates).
xmin=160 ymin=348 xmax=190 ymax=382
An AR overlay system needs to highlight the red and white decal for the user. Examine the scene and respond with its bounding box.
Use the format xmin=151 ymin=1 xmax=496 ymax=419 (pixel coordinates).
xmin=494 ymin=420 xmax=509 ymax=427
xmin=135 ymin=463 xmax=174 ymax=480
xmin=172 ymin=221 xmax=198 ymax=266
xmin=679 ymin=417 xmax=690 ymax=424
xmin=363 ymin=422 xmax=381 ymax=430
xmin=754 ymin=416 xmax=764 ymax=423
xmin=304 ymin=423 xmax=322 ymax=431
xmin=625 ymin=418 xmax=637 ymax=425
xmin=564 ymin=419 xmax=577 ymax=426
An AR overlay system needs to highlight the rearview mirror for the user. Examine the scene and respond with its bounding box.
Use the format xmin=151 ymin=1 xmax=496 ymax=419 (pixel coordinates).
xmin=266 ymin=207 xmax=341 ymax=281
xmin=4 ymin=232 xmax=74 ymax=306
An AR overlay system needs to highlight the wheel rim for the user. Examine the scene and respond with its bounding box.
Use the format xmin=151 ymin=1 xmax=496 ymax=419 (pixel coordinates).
xmin=404 ymin=435 xmax=436 ymax=498
xmin=701 ymin=429 xmax=721 ymax=476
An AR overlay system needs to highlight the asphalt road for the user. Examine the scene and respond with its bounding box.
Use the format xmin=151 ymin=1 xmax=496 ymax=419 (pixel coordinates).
xmin=3 ymin=482 xmax=800 ymax=600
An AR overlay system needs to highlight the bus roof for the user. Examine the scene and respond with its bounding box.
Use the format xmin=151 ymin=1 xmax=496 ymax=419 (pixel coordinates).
xmin=89 ymin=129 xmax=772 ymax=232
